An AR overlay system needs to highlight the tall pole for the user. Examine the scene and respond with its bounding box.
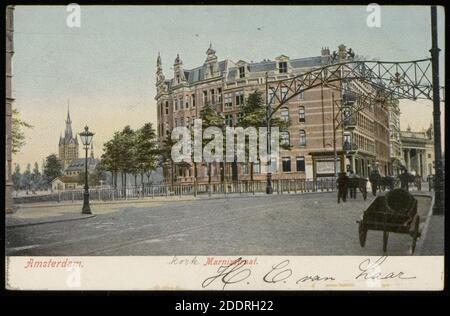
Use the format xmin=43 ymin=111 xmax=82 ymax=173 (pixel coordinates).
xmin=430 ymin=6 xmax=443 ymax=215
xmin=265 ymin=72 xmax=273 ymax=194
xmin=5 ymin=6 xmax=14 ymax=214
xmin=332 ymin=92 xmax=337 ymax=177
xmin=82 ymin=144 xmax=91 ymax=214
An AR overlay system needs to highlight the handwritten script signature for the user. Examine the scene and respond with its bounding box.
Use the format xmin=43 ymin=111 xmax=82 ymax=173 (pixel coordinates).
xmin=201 ymin=256 xmax=416 ymax=289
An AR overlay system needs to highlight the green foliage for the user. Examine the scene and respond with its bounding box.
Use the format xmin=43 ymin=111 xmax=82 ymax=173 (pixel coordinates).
xmin=100 ymin=123 xmax=159 ymax=188
xmin=43 ymin=154 xmax=63 ymax=185
xmin=12 ymin=108 xmax=33 ymax=154
xmin=77 ymin=165 xmax=106 ymax=187
xmin=12 ymin=164 xmax=21 ymax=191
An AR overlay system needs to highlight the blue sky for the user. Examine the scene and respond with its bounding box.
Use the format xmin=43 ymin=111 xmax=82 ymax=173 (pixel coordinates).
xmin=12 ymin=5 xmax=445 ymax=168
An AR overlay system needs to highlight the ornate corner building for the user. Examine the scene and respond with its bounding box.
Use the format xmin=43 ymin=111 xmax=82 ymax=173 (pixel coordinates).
xmin=155 ymin=44 xmax=392 ymax=184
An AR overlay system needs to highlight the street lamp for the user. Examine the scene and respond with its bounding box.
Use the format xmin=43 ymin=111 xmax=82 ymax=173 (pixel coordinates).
xmin=79 ymin=125 xmax=94 ymax=214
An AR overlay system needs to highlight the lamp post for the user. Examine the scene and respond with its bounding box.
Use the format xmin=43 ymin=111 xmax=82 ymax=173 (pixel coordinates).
xmin=430 ymin=6 xmax=444 ymax=215
xmin=79 ymin=125 xmax=94 ymax=214
xmin=265 ymin=72 xmax=273 ymax=194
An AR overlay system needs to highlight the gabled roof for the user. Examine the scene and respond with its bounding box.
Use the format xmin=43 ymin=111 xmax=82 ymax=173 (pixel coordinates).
xmin=52 ymin=175 xmax=79 ymax=184
xmin=65 ymin=157 xmax=99 ymax=171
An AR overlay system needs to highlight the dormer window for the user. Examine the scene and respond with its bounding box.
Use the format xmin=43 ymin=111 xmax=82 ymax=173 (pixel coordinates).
xmin=239 ymin=66 xmax=245 ymax=78
xmin=278 ymin=61 xmax=288 ymax=73
xmin=176 ymin=74 xmax=180 ymax=84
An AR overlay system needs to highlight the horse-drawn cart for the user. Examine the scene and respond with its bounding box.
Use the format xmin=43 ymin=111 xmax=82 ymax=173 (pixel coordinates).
xmin=356 ymin=189 xmax=421 ymax=254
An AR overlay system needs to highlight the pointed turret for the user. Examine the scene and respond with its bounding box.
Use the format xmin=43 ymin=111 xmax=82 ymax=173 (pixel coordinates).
xmin=173 ymin=54 xmax=186 ymax=85
xmin=204 ymin=42 xmax=219 ymax=79
xmin=59 ymin=132 xmax=64 ymax=146
xmin=156 ymin=52 xmax=165 ymax=84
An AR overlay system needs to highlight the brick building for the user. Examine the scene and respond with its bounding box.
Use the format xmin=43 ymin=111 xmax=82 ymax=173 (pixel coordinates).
xmin=155 ymin=44 xmax=391 ymax=183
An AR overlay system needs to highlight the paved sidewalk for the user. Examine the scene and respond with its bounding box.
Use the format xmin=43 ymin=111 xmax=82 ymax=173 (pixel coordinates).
xmin=6 ymin=201 xmax=161 ymax=228
xmin=417 ymin=215 xmax=445 ymax=255
xmin=6 ymin=213 xmax=96 ymax=228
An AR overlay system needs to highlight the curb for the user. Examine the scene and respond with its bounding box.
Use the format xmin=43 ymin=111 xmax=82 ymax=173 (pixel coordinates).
xmin=415 ymin=192 xmax=438 ymax=255
xmin=6 ymin=214 xmax=97 ymax=229
xmin=14 ymin=190 xmax=337 ymax=209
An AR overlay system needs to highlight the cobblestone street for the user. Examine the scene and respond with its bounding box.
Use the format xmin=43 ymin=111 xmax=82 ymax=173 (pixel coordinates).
xmin=6 ymin=191 xmax=439 ymax=256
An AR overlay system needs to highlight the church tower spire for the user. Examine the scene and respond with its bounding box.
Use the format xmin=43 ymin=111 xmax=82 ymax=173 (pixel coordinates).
xmin=65 ymin=102 xmax=73 ymax=139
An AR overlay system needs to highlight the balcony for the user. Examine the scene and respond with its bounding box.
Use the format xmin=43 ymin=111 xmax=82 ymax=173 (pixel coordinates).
xmin=343 ymin=140 xmax=358 ymax=152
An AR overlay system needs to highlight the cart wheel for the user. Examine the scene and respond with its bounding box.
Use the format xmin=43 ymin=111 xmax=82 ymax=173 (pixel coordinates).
xmin=359 ymin=223 xmax=367 ymax=247
xmin=383 ymin=231 xmax=389 ymax=253
xmin=411 ymin=215 xmax=420 ymax=254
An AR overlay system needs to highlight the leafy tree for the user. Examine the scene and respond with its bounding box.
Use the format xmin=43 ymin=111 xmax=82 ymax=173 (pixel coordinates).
xmin=77 ymin=165 xmax=106 ymax=187
xmin=160 ymin=137 xmax=177 ymax=187
xmin=101 ymin=132 xmax=122 ymax=189
xmin=200 ymin=103 xmax=226 ymax=185
xmin=12 ymin=164 xmax=21 ymax=192
xmin=135 ymin=123 xmax=159 ymax=192
xmin=237 ymin=90 xmax=291 ymax=181
xmin=31 ymin=162 xmax=42 ymax=191
xmin=12 ymin=108 xmax=33 ymax=154
xmin=43 ymin=154 xmax=63 ymax=188
xmin=117 ymin=126 xmax=136 ymax=190
xmin=21 ymin=163 xmax=32 ymax=192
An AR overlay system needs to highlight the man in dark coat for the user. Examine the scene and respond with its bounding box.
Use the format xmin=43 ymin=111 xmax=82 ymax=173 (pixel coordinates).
xmin=399 ymin=169 xmax=410 ymax=191
xmin=337 ymin=172 xmax=349 ymax=203
xmin=369 ymin=169 xmax=381 ymax=196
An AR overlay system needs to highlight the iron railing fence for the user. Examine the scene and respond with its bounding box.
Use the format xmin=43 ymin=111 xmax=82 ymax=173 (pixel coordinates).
xmin=13 ymin=178 xmax=338 ymax=204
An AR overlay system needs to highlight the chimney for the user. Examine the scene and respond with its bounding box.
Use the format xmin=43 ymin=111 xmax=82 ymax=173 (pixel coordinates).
xmin=321 ymin=47 xmax=330 ymax=56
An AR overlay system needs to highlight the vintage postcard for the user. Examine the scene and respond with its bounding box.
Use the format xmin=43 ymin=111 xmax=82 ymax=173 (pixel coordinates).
xmin=4 ymin=4 xmax=445 ymax=294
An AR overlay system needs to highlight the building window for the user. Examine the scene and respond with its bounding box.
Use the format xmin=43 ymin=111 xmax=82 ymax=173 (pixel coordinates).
xmin=299 ymin=87 xmax=305 ymax=100
xmin=218 ymin=88 xmax=222 ymax=103
xmin=280 ymin=107 xmax=289 ymax=122
xmin=237 ymin=112 xmax=244 ymax=123
xmin=203 ymin=91 xmax=208 ymax=105
xmin=296 ymin=156 xmax=305 ymax=172
xmin=235 ymin=91 xmax=244 ymax=106
xmin=211 ymin=89 xmax=216 ymax=104
xmin=225 ymin=114 xmax=233 ymax=127
xmin=282 ymin=157 xmax=291 ymax=172
xmin=278 ymin=61 xmax=288 ymax=73
xmin=179 ymin=97 xmax=183 ymax=109
xmin=242 ymin=163 xmax=249 ymax=175
xmin=174 ymin=100 xmax=178 ymax=111
xmin=280 ymin=131 xmax=290 ymax=146
xmin=253 ymin=160 xmax=261 ymax=174
xmin=299 ymin=106 xmax=305 ymax=122
xmin=225 ymin=93 xmax=233 ymax=108
xmin=192 ymin=94 xmax=196 ymax=107
xmin=299 ymin=130 xmax=306 ymax=147
xmin=281 ymin=87 xmax=288 ymax=99
xmin=165 ymin=101 xmax=169 ymax=114
xmin=239 ymin=66 xmax=245 ymax=78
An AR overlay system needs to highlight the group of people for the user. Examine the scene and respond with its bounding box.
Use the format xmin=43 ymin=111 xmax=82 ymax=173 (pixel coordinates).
xmin=337 ymin=169 xmax=360 ymax=203
xmin=337 ymin=167 xmax=422 ymax=204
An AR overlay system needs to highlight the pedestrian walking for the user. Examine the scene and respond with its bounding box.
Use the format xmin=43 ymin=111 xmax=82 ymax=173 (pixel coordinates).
xmin=348 ymin=170 xmax=357 ymax=199
xmin=337 ymin=172 xmax=349 ymax=203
